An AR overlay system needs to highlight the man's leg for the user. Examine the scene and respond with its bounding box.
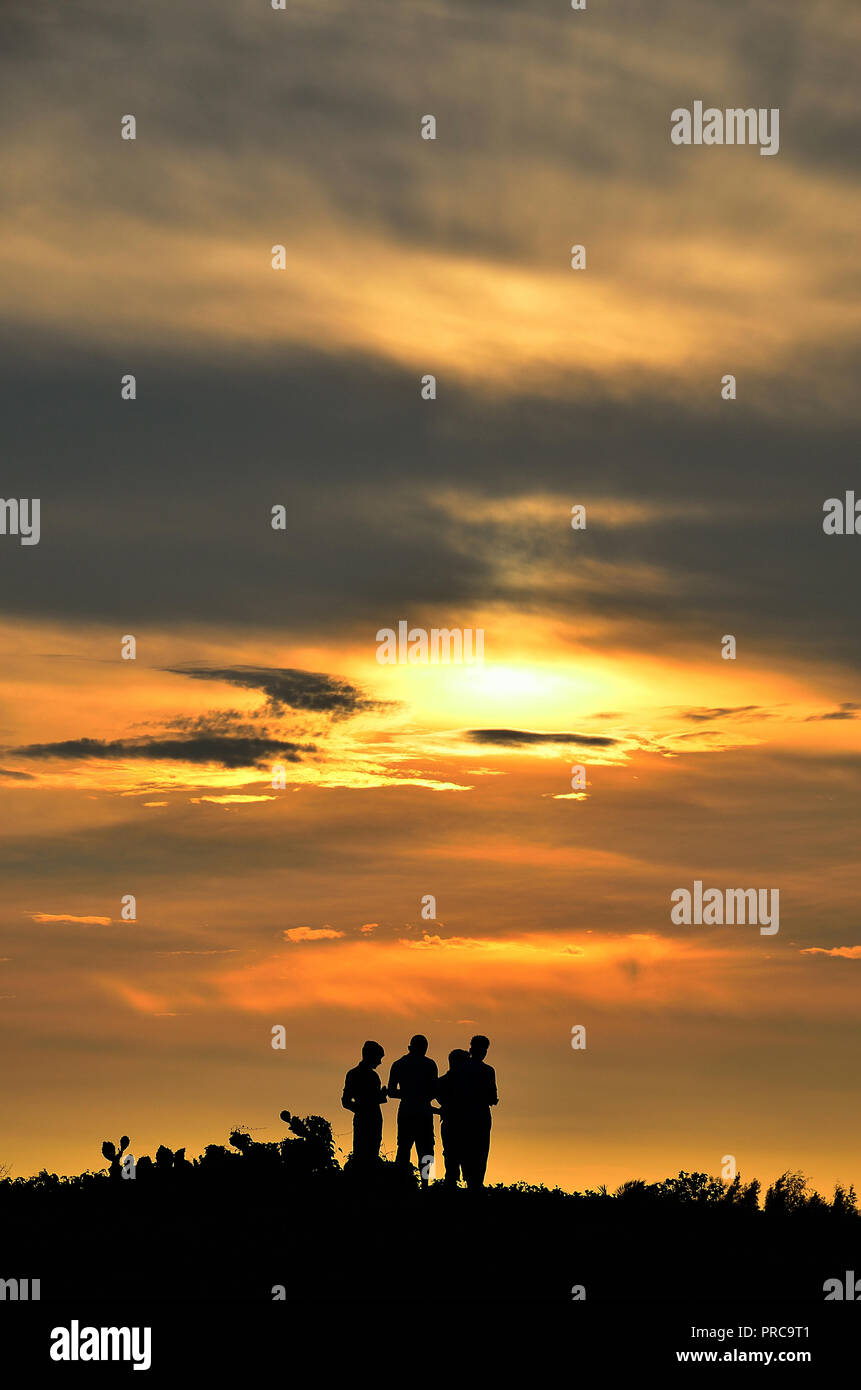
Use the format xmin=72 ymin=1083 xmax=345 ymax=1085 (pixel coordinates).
xmin=460 ymin=1123 xmax=477 ymax=1190
xmin=471 ymin=1121 xmax=491 ymax=1190
xmin=351 ymin=1113 xmax=372 ymax=1181
xmin=370 ymin=1112 xmax=383 ymax=1161
xmin=417 ymin=1113 xmax=434 ymax=1187
xmin=441 ymin=1121 xmax=457 ymax=1185
xmin=396 ymin=1112 xmax=416 ymax=1172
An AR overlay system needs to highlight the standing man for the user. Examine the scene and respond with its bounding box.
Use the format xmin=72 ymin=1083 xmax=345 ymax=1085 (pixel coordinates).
xmin=462 ymin=1034 xmax=498 ymax=1192
xmin=387 ymin=1034 xmax=439 ymax=1187
xmin=434 ymin=1048 xmax=470 ymax=1187
xmin=342 ymin=1040 xmax=387 ymax=1174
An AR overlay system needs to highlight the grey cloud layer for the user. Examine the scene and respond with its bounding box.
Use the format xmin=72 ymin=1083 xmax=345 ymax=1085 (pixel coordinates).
xmin=0 ymin=0 xmax=857 ymax=675
xmin=1 ymin=346 xmax=858 ymax=670
xmin=3 ymin=0 xmax=857 ymax=248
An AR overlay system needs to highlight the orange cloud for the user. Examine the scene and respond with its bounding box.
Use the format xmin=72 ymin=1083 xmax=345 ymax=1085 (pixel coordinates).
xmin=398 ymin=933 xmax=482 ymax=949
xmin=212 ymin=931 xmax=721 ymax=1017
xmin=191 ymin=795 xmax=278 ymax=805
xmin=801 ymin=946 xmax=861 ymax=959
xmin=284 ymin=926 xmax=345 ymax=943
xmin=104 ymin=982 xmax=167 ymax=1015
xmin=30 ymin=912 xmax=111 ymax=926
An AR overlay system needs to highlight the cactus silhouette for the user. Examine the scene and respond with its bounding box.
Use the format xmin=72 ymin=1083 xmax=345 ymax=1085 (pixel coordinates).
xmin=101 ymin=1134 xmax=130 ymax=1181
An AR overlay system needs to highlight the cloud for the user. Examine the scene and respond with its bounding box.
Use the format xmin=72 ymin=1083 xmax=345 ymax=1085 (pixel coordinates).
xmin=210 ymin=930 xmax=739 ymax=1017
xmin=164 ymin=665 xmax=383 ymax=719
xmin=10 ymin=735 xmax=313 ymax=769
xmin=283 ymin=926 xmax=345 ymax=943
xmin=160 ymin=711 xmax=271 ymax=737
xmin=156 ymin=949 xmax=239 ymax=957
xmin=2 ymin=0 xmax=858 ymax=425
xmin=398 ymin=933 xmax=480 ymax=950
xmin=1 ymin=359 xmax=859 ymax=674
xmin=681 ymin=707 xmax=768 ymax=723
xmin=30 ymin=912 xmax=111 ymax=926
xmin=0 ymin=767 xmax=34 ymax=779
xmin=104 ymin=982 xmax=167 ymax=1015
xmin=801 ymin=946 xmax=861 ymax=959
xmin=432 ymin=490 xmax=735 ymax=530
xmin=466 ymin=729 xmax=617 ymax=748
xmin=190 ymin=794 xmax=278 ymax=805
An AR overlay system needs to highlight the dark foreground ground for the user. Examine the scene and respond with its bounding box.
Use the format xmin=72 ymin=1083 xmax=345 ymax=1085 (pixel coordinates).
xmin=1 ymin=1114 xmax=858 ymax=1304
xmin=3 ymin=1117 xmax=859 ymax=1375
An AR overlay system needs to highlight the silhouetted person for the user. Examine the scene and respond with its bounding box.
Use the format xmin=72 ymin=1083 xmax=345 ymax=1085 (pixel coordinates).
xmin=462 ymin=1034 xmax=498 ymax=1192
xmin=342 ymin=1040 xmax=387 ymax=1173
xmin=387 ymin=1034 xmax=438 ymax=1187
xmin=434 ymin=1049 xmax=470 ymax=1186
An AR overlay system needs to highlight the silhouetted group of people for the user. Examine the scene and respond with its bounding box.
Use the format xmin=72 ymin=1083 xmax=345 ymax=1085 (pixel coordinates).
xmin=342 ymin=1034 xmax=499 ymax=1191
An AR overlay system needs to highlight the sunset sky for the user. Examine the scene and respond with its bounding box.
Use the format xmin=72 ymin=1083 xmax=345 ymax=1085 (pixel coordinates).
xmin=1 ymin=0 xmax=859 ymax=1193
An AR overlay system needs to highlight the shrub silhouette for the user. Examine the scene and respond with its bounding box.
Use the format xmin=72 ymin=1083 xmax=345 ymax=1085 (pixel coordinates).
xmin=765 ymin=1169 xmax=810 ymax=1214
xmin=831 ymin=1181 xmax=857 ymax=1217
xmin=279 ymin=1110 xmax=339 ymax=1179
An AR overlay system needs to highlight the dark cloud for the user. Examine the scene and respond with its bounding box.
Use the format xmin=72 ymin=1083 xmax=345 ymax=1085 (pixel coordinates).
xmin=681 ymin=707 xmax=769 ymax=723
xmin=163 ymin=666 xmax=383 ymax=719
xmin=466 ymin=729 xmax=617 ymax=748
xmin=0 ymin=767 xmax=35 ymax=779
xmin=159 ymin=712 xmax=271 ymax=738
xmin=805 ymin=709 xmax=858 ymax=722
xmin=9 ymin=736 xmax=312 ymax=769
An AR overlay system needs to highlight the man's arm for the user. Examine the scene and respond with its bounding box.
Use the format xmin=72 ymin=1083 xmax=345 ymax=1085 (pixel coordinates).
xmin=386 ymin=1059 xmax=401 ymax=1100
xmin=428 ymin=1059 xmax=439 ymax=1104
xmin=487 ymin=1065 xmax=499 ymax=1106
xmin=341 ymin=1071 xmax=356 ymax=1112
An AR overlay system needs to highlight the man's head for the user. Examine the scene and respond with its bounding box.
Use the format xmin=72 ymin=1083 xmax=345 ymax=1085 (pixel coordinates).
xmin=449 ymin=1048 xmax=469 ymax=1069
xmin=469 ymin=1034 xmax=490 ymax=1061
xmin=362 ymin=1040 xmax=385 ymax=1068
xmin=408 ymin=1034 xmax=429 ymax=1055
